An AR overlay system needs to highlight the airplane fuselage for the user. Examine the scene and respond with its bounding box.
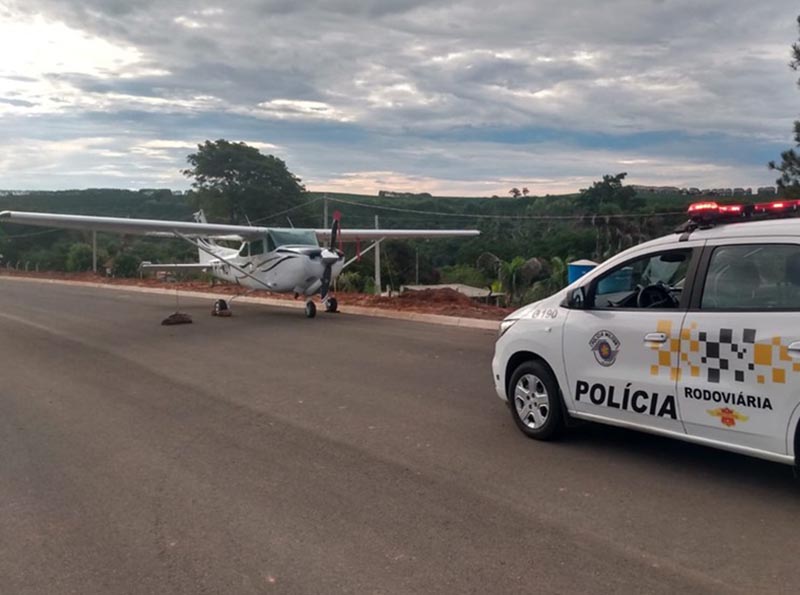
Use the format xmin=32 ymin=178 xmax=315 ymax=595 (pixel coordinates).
xmin=203 ymin=242 xmax=345 ymax=296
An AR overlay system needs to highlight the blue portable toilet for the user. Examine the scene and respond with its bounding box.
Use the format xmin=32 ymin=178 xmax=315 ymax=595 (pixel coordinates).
xmin=567 ymin=259 xmax=598 ymax=284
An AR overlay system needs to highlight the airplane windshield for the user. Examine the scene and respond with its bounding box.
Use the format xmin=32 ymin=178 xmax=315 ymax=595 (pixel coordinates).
xmin=269 ymin=229 xmax=319 ymax=248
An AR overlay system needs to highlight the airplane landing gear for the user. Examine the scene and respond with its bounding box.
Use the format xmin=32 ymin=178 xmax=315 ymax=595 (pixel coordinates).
xmin=325 ymin=297 xmax=338 ymax=313
xmin=305 ymin=301 xmax=317 ymax=318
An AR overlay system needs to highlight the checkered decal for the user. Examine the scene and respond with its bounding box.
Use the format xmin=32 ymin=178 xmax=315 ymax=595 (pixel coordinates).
xmin=650 ymin=321 xmax=798 ymax=384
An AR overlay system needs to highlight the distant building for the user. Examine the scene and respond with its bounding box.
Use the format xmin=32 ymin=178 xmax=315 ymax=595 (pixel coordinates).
xmin=629 ymin=185 xmax=774 ymax=197
xmin=138 ymin=188 xmax=172 ymax=196
xmin=378 ymin=190 xmax=433 ymax=199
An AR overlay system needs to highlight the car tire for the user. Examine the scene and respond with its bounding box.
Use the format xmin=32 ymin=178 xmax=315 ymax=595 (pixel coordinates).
xmin=507 ymin=360 xmax=566 ymax=441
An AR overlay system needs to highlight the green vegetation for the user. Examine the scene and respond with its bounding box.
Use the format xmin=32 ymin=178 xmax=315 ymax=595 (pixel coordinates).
xmin=0 ymin=144 xmax=700 ymax=305
xmin=65 ymin=243 xmax=94 ymax=272
xmin=184 ymin=139 xmax=307 ymax=224
xmin=770 ymin=15 xmax=800 ymax=197
xmin=304 ymin=172 xmax=695 ymax=303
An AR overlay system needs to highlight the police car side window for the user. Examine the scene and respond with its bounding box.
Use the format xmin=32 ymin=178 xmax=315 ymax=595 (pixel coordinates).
xmin=592 ymin=249 xmax=691 ymax=309
xmin=701 ymin=244 xmax=800 ymax=310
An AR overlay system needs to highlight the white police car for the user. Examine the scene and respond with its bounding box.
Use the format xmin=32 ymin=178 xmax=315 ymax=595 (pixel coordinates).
xmin=492 ymin=200 xmax=800 ymax=465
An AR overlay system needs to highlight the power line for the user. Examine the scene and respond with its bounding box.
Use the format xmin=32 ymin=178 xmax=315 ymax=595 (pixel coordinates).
xmin=1 ymin=228 xmax=63 ymax=239
xmin=250 ymin=196 xmax=323 ymax=224
xmin=326 ymin=197 xmax=686 ymax=221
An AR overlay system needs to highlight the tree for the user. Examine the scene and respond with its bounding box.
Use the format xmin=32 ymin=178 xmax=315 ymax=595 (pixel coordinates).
xmin=509 ymin=187 xmax=522 ymax=198
xmin=525 ymin=256 xmax=568 ymax=302
xmin=66 ymin=243 xmax=93 ymax=272
xmin=577 ymin=173 xmax=641 ymax=213
xmin=183 ymin=139 xmax=306 ymax=224
xmin=769 ymin=16 xmax=800 ymax=197
xmin=499 ymin=256 xmax=528 ymax=304
xmin=522 ymin=187 xmax=530 ymax=196
xmin=112 ymin=253 xmax=140 ymax=278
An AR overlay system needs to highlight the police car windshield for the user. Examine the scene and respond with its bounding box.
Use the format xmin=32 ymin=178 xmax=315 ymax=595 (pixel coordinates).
xmin=642 ymin=256 xmax=684 ymax=286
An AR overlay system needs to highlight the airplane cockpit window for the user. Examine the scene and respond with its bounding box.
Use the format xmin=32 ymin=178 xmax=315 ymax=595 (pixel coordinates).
xmin=250 ymin=239 xmax=265 ymax=256
xmin=240 ymin=239 xmax=267 ymax=257
xmin=269 ymin=229 xmax=319 ymax=248
xmin=592 ymin=249 xmax=691 ymax=309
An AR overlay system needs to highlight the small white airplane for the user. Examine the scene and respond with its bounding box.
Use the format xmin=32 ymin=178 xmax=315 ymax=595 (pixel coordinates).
xmin=0 ymin=209 xmax=479 ymax=318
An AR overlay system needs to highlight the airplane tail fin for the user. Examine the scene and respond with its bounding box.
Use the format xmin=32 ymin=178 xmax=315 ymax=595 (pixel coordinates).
xmin=192 ymin=209 xmax=220 ymax=263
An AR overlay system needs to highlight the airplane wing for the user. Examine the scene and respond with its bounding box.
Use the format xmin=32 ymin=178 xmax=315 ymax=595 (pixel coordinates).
xmin=314 ymin=228 xmax=480 ymax=241
xmin=0 ymin=210 xmax=267 ymax=240
xmin=0 ymin=210 xmax=480 ymax=242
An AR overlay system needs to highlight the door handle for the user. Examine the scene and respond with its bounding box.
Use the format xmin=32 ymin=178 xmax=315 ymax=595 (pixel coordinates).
xmin=788 ymin=341 xmax=800 ymax=357
xmin=644 ymin=332 xmax=668 ymax=343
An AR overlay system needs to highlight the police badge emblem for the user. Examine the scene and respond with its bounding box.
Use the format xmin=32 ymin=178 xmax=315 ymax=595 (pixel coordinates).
xmin=589 ymin=330 xmax=621 ymax=367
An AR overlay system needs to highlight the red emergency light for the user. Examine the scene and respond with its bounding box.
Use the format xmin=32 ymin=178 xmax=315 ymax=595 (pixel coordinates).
xmin=686 ymin=198 xmax=800 ymax=225
xmin=687 ymin=201 xmax=719 ymax=214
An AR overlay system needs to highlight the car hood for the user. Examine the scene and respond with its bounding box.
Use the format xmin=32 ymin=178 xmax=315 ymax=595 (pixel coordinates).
xmin=504 ymin=289 xmax=567 ymax=321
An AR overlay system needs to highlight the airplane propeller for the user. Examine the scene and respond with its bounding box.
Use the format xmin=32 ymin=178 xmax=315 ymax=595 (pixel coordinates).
xmin=319 ymin=211 xmax=342 ymax=304
xmin=330 ymin=210 xmax=341 ymax=250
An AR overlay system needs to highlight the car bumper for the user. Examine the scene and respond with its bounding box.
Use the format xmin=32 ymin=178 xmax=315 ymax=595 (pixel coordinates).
xmin=491 ymin=351 xmax=507 ymax=401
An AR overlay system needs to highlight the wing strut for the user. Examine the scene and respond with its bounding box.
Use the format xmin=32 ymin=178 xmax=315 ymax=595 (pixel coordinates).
xmin=342 ymin=238 xmax=384 ymax=270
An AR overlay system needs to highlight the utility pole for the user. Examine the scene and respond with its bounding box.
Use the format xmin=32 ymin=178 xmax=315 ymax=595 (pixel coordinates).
xmin=374 ymin=214 xmax=381 ymax=295
xmin=415 ymin=248 xmax=419 ymax=285
xmin=323 ymin=196 xmax=329 ymax=228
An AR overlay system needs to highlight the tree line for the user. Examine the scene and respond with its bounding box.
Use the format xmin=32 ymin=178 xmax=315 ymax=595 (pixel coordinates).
xmin=0 ymin=156 xmax=694 ymax=306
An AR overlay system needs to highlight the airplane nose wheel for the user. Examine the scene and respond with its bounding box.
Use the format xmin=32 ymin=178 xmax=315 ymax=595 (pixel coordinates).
xmin=325 ymin=297 xmax=338 ymax=313
xmin=305 ymin=301 xmax=317 ymax=318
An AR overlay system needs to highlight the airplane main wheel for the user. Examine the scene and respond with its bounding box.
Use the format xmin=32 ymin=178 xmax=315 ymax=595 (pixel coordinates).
xmin=305 ymin=301 xmax=317 ymax=318
xmin=325 ymin=297 xmax=338 ymax=313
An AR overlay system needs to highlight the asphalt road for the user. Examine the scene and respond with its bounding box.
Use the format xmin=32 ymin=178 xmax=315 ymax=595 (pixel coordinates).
xmin=0 ymin=278 xmax=798 ymax=594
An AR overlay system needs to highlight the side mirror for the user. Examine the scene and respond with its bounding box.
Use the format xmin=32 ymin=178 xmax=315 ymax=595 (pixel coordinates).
xmin=566 ymin=286 xmax=587 ymax=309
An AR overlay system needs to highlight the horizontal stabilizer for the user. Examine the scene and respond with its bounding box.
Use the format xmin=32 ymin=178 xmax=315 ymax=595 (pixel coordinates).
xmin=140 ymin=262 xmax=211 ymax=272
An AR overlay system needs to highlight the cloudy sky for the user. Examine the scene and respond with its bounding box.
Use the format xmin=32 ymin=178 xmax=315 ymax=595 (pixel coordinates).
xmin=0 ymin=0 xmax=798 ymax=196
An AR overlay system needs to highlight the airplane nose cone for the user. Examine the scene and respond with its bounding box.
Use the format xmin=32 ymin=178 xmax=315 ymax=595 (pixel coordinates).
xmin=320 ymin=248 xmax=341 ymax=265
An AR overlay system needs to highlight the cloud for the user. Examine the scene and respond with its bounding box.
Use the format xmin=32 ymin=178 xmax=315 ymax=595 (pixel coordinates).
xmin=0 ymin=0 xmax=798 ymax=192
xmin=251 ymin=99 xmax=354 ymax=122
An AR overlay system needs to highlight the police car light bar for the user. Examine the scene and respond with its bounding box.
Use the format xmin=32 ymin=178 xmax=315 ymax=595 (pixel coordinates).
xmin=687 ymin=199 xmax=800 ymax=224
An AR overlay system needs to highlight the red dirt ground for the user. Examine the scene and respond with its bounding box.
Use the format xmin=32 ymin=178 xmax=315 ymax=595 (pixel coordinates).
xmin=0 ymin=270 xmax=514 ymax=320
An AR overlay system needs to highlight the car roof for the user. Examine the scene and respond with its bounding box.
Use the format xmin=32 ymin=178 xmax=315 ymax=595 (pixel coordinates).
xmin=685 ymin=218 xmax=800 ymax=239
xmin=636 ymin=218 xmax=800 ymax=250
xmin=584 ymin=217 xmax=800 ymax=277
